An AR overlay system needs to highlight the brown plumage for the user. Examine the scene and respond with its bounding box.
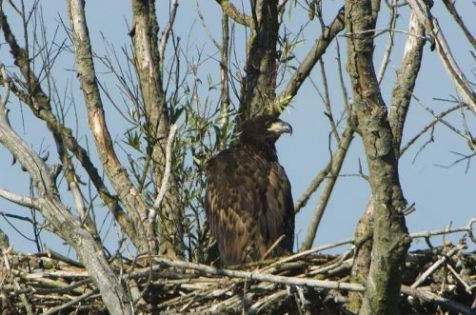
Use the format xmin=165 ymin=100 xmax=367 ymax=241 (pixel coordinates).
xmin=205 ymin=115 xmax=294 ymax=265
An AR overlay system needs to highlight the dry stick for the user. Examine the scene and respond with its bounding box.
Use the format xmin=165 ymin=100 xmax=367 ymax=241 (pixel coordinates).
xmin=43 ymin=290 xmax=98 ymax=315
xmin=407 ymin=0 xmax=476 ymax=113
xmin=3 ymin=249 xmax=34 ymax=315
xmin=301 ymin=125 xmax=354 ymax=250
xmin=411 ymin=244 xmax=464 ymax=289
xmin=410 ymin=218 xmax=476 ymax=243
xmin=446 ymin=264 xmax=473 ymax=294
xmin=153 ymin=256 xmax=475 ymax=315
xmin=152 ymin=124 xmax=178 ymax=214
xmin=155 ymin=256 xmax=365 ymax=292
xmin=400 ymin=285 xmax=475 ymax=315
xmin=268 ymin=217 xmax=476 ymax=271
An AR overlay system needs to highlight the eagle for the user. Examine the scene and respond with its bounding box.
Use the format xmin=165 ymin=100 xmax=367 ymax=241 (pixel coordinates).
xmin=205 ymin=115 xmax=294 ymax=265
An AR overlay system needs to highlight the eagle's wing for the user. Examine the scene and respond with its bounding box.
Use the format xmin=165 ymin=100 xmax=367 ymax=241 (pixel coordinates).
xmin=205 ymin=148 xmax=294 ymax=264
xmin=259 ymin=161 xmax=295 ymax=254
xmin=205 ymin=149 xmax=267 ymax=264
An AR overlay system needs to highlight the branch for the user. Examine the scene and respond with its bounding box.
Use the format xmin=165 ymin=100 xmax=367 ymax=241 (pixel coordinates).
xmin=442 ymin=0 xmax=476 ymax=50
xmin=344 ymin=1 xmax=412 ymax=313
xmin=43 ymin=290 xmax=98 ymax=315
xmin=0 ymin=6 xmax=138 ymax=248
xmin=278 ymin=7 xmax=345 ymax=105
xmin=215 ymin=0 xmax=252 ymax=26
xmin=411 ymin=243 xmax=465 ymax=289
xmin=155 ymin=256 xmax=365 ymax=292
xmin=159 ymin=0 xmax=179 ymax=75
xmin=376 ymin=0 xmax=398 ymax=83
xmin=389 ymin=5 xmax=426 ymax=155
xmin=301 ymin=125 xmax=354 ymax=250
xmin=400 ymin=104 xmax=464 ymax=157
xmin=151 ymin=124 xmax=178 ymax=215
xmin=407 ymin=0 xmax=476 ymax=113
xmin=0 ymin=189 xmax=37 ymax=209
xmin=294 ymin=162 xmax=331 ymax=213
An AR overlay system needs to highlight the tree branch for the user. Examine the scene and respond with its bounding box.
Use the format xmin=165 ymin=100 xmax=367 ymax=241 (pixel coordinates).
xmin=344 ymin=1 xmax=411 ymax=314
xmin=278 ymin=7 xmax=345 ymax=107
xmin=389 ymin=6 xmax=427 ymax=155
xmin=301 ymin=125 xmax=354 ymax=250
xmin=215 ymin=0 xmax=252 ymax=26
xmin=0 ymin=62 xmax=133 ymax=315
xmin=407 ymin=0 xmax=476 ymax=113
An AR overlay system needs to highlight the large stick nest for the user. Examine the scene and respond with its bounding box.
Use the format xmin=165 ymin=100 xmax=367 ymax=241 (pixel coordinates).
xmin=0 ymin=241 xmax=475 ymax=314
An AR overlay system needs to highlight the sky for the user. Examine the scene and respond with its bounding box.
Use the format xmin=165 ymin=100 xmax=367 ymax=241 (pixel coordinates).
xmin=0 ymin=0 xmax=474 ymax=255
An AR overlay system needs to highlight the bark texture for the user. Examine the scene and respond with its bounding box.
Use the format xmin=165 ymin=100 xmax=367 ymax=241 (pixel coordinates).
xmin=131 ymin=0 xmax=183 ymax=257
xmin=344 ymin=1 xmax=411 ymax=314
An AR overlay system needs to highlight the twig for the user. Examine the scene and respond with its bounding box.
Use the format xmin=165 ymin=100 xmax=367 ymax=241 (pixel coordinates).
xmin=45 ymin=247 xmax=84 ymax=268
xmin=4 ymin=251 xmax=34 ymax=315
xmin=410 ymin=218 xmax=476 ymax=243
xmin=407 ymin=0 xmax=476 ymax=113
xmin=301 ymin=125 xmax=354 ymax=250
xmin=43 ymin=290 xmax=98 ymax=315
xmin=155 ymin=256 xmax=365 ymax=292
xmin=446 ymin=264 xmax=473 ymax=294
xmin=441 ymin=0 xmax=476 ymax=50
xmin=259 ymin=238 xmax=353 ymax=272
xmin=294 ymin=162 xmax=331 ymax=213
xmin=151 ymin=124 xmax=178 ymax=219
xmin=400 ymin=104 xmax=465 ymax=157
xmin=159 ymin=0 xmax=179 ymax=75
xmin=377 ymin=0 xmax=398 ymax=84
xmin=411 ymin=243 xmax=464 ymax=288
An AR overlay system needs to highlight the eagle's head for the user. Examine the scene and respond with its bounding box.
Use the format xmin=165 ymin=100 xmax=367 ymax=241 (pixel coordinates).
xmin=239 ymin=115 xmax=293 ymax=145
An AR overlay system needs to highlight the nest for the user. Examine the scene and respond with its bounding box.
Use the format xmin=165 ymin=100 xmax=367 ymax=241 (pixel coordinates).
xmin=0 ymin=240 xmax=475 ymax=314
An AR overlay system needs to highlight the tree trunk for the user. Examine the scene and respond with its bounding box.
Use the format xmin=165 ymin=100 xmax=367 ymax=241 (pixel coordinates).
xmin=344 ymin=1 xmax=411 ymax=314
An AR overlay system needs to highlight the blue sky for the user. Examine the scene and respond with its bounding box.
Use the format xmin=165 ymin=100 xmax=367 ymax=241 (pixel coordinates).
xmin=0 ymin=1 xmax=474 ymax=254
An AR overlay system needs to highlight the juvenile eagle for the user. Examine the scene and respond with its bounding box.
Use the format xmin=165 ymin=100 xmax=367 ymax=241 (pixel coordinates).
xmin=205 ymin=115 xmax=294 ymax=265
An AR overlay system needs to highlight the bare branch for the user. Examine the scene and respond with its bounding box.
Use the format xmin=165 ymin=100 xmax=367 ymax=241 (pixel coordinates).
xmin=389 ymin=6 xmax=426 ymax=155
xmin=159 ymin=0 xmax=179 ymax=75
xmin=155 ymin=256 xmax=365 ymax=292
xmin=442 ymin=0 xmax=476 ymax=50
xmin=411 ymin=243 xmax=465 ymax=288
xmin=301 ymin=125 xmax=354 ymax=250
xmin=151 ymin=124 xmax=178 ymax=215
xmin=0 ymin=189 xmax=37 ymax=209
xmin=215 ymin=0 xmax=252 ymax=26
xmin=407 ymin=0 xmax=476 ymax=113
xmin=376 ymin=0 xmax=398 ymax=83
xmin=0 ymin=58 xmax=133 ymax=315
xmin=278 ymin=7 xmax=345 ymax=106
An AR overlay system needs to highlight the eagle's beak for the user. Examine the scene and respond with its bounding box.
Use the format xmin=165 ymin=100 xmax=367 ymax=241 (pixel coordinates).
xmin=268 ymin=121 xmax=293 ymax=135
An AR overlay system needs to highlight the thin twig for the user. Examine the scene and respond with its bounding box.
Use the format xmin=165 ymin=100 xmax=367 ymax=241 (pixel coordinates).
xmin=43 ymin=290 xmax=98 ymax=315
xmin=159 ymin=0 xmax=179 ymax=75
xmin=407 ymin=0 xmax=476 ymax=112
xmin=151 ymin=124 xmax=178 ymax=217
xmin=411 ymin=243 xmax=464 ymax=288
xmin=155 ymin=256 xmax=365 ymax=292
